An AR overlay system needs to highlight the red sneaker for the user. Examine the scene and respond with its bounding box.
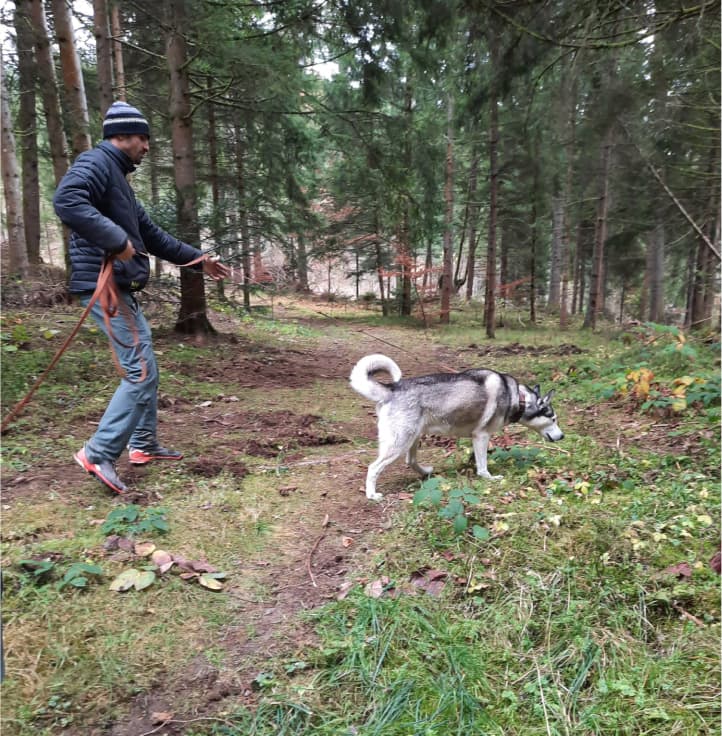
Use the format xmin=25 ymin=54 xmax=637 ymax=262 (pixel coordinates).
xmin=74 ymin=447 xmax=127 ymax=494
xmin=128 ymin=447 xmax=184 ymax=465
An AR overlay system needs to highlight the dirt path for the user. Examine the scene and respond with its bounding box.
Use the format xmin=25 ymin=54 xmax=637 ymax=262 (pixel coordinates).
xmin=84 ymin=325 xmax=471 ymax=735
xmin=13 ymin=312 xmax=680 ymax=735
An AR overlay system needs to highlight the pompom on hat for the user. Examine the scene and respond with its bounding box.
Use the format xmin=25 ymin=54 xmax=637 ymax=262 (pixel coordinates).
xmin=102 ymin=101 xmax=150 ymax=139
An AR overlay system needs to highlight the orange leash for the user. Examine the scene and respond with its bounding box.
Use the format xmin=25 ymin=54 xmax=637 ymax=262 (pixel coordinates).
xmin=1 ymin=253 xmax=210 ymax=434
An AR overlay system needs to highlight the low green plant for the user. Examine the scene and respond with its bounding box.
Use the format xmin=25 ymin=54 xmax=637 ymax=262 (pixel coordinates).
xmin=100 ymin=505 xmax=169 ymax=537
xmin=489 ymin=445 xmax=542 ymax=469
xmin=57 ymin=562 xmax=103 ymax=590
xmin=18 ymin=559 xmax=103 ymax=590
xmin=413 ymin=477 xmax=489 ymax=538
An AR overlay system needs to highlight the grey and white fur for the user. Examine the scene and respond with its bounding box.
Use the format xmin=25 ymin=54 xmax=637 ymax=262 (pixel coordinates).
xmin=350 ymin=353 xmax=564 ymax=501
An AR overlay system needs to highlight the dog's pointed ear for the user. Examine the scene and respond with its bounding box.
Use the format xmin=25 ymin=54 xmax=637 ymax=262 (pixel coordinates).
xmin=533 ymin=384 xmax=541 ymax=397
xmin=543 ymin=389 xmax=555 ymax=403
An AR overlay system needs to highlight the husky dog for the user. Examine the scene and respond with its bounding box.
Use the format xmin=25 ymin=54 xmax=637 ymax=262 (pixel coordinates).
xmin=350 ymin=354 xmax=564 ymax=500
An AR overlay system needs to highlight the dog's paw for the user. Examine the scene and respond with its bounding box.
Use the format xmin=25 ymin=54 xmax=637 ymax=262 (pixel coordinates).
xmin=366 ymin=491 xmax=384 ymax=502
xmin=478 ymin=471 xmax=503 ymax=481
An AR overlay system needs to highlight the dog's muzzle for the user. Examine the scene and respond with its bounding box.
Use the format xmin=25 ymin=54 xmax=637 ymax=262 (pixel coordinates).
xmin=544 ymin=428 xmax=564 ymax=442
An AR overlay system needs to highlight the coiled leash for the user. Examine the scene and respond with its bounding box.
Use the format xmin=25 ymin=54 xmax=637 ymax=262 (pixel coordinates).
xmin=1 ymin=253 xmax=209 ymax=434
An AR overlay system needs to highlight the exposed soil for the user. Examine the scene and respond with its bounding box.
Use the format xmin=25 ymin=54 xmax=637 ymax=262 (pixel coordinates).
xmin=6 ymin=314 xmax=704 ymax=735
xmin=467 ymin=341 xmax=585 ymax=357
xmin=3 ymin=322 xmax=442 ymax=735
xmin=94 ymin=332 xmax=448 ymax=735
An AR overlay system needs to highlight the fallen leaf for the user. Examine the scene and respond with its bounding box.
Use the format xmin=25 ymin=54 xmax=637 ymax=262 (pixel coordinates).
xmin=172 ymin=555 xmax=193 ymax=571
xmin=322 ymin=514 xmax=330 ymax=527
xmin=151 ymin=712 xmax=174 ymax=725
xmin=117 ymin=537 xmax=135 ymax=552
xmin=134 ymin=570 xmax=156 ymax=590
xmin=198 ymin=573 xmax=224 ymax=591
xmin=364 ymin=576 xmax=391 ymax=599
xmin=103 ymin=535 xmax=121 ymax=551
xmin=109 ymin=569 xmax=140 ymax=592
xmin=659 ymin=562 xmax=693 ymax=579
xmin=180 ymin=572 xmax=199 ymax=580
xmin=190 ymin=560 xmax=218 ymax=573
xmin=134 ymin=541 xmax=156 ymax=557
xmin=341 ymin=536 xmax=354 ymax=548
xmin=278 ymin=486 xmax=297 ymax=496
xmin=337 ymin=581 xmax=355 ymax=600
xmin=410 ymin=568 xmax=449 ymax=597
xmin=151 ymin=550 xmax=174 ymax=573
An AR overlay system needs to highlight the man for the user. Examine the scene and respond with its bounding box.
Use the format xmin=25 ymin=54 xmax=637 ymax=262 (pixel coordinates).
xmin=53 ymin=101 xmax=230 ymax=494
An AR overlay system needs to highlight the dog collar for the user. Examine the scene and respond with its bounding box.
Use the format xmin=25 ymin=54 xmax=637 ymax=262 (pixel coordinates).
xmin=511 ymin=391 xmax=526 ymax=423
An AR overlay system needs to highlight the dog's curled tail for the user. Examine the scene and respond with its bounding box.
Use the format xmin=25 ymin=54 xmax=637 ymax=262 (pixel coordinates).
xmin=349 ymin=354 xmax=402 ymax=403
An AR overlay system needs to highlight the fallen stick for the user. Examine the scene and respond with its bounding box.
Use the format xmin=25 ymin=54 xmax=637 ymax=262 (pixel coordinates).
xmin=306 ymin=514 xmax=330 ymax=588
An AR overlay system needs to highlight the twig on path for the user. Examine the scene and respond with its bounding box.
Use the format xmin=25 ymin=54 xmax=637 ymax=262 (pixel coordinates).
xmin=307 ymin=514 xmax=330 ymax=588
xmin=523 ymin=443 xmax=571 ymax=455
xmin=534 ymin=658 xmax=553 ymax=736
xmin=139 ymin=715 xmax=237 ymax=736
xmin=257 ymin=448 xmax=369 ymax=472
xmin=672 ymin=602 xmax=706 ymax=627
xmin=355 ymin=329 xmax=459 ymax=374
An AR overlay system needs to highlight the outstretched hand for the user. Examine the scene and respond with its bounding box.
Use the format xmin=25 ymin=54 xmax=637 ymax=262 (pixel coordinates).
xmin=202 ymin=257 xmax=231 ymax=281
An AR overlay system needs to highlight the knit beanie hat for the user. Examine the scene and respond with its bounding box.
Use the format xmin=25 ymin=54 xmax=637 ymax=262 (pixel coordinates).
xmin=102 ymin=101 xmax=150 ymax=139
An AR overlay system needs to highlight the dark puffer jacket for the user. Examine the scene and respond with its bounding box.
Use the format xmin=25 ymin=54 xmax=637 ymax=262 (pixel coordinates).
xmin=53 ymin=141 xmax=203 ymax=293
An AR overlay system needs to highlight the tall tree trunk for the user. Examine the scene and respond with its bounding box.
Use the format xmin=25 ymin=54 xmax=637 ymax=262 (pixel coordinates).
xmin=296 ymin=232 xmax=309 ymax=291
xmin=145 ymin=110 xmax=163 ymax=277
xmin=548 ymin=196 xmax=563 ymax=310
xmin=165 ymin=0 xmax=212 ymax=334
xmin=464 ymin=141 xmax=481 ymax=301
xmin=422 ymin=238 xmax=433 ymax=288
xmin=241 ymin=203 xmax=251 ymax=309
xmin=110 ymin=3 xmax=126 ymax=100
xmin=27 ymin=0 xmax=70 ymax=269
xmin=398 ymin=212 xmax=412 ymax=316
xmin=559 ymin=72 xmax=577 ymax=329
xmin=93 ymin=0 xmax=114 ymax=116
xmin=584 ymin=125 xmax=613 ymax=329
xmin=27 ymin=0 xmax=68 ymax=185
xmin=484 ymin=32 xmax=500 ymax=339
xmin=683 ymin=242 xmax=696 ymax=328
xmin=354 ymin=250 xmax=360 ymax=298
xmin=398 ymin=79 xmax=413 ymax=317
xmin=688 ymin=146 xmax=720 ymax=329
xmin=575 ymin=221 xmax=587 ymax=315
xmin=529 ymin=165 xmax=539 ymax=325
xmin=14 ymin=0 xmax=41 ymax=269
xmin=702 ymin=194 xmax=720 ymax=321
xmin=234 ymin=122 xmax=251 ymax=310
xmin=51 ymin=0 xmax=92 ymax=158
xmin=647 ymin=224 xmax=665 ymax=322
xmin=499 ymin=220 xmax=510 ymax=288
xmin=374 ymin=213 xmax=388 ymax=316
xmin=1 ymin=56 xmax=30 ymax=279
xmin=691 ymin=242 xmax=711 ymax=328
xmin=440 ymin=95 xmax=454 ymax=325
xmin=206 ymin=80 xmax=225 ymax=299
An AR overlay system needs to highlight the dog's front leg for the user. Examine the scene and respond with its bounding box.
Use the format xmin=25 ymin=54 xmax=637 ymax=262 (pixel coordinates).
xmin=472 ymin=431 xmax=503 ymax=480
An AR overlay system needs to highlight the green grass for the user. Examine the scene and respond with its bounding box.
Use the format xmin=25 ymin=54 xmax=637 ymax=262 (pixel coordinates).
xmin=1 ymin=300 xmax=719 ymax=735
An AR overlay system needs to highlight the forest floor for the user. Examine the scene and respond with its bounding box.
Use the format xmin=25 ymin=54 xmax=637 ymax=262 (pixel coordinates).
xmin=1 ymin=292 xmax=720 ymax=736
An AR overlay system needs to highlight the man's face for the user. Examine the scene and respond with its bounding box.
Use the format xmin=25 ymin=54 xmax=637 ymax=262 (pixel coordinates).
xmin=111 ymin=134 xmax=150 ymax=165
